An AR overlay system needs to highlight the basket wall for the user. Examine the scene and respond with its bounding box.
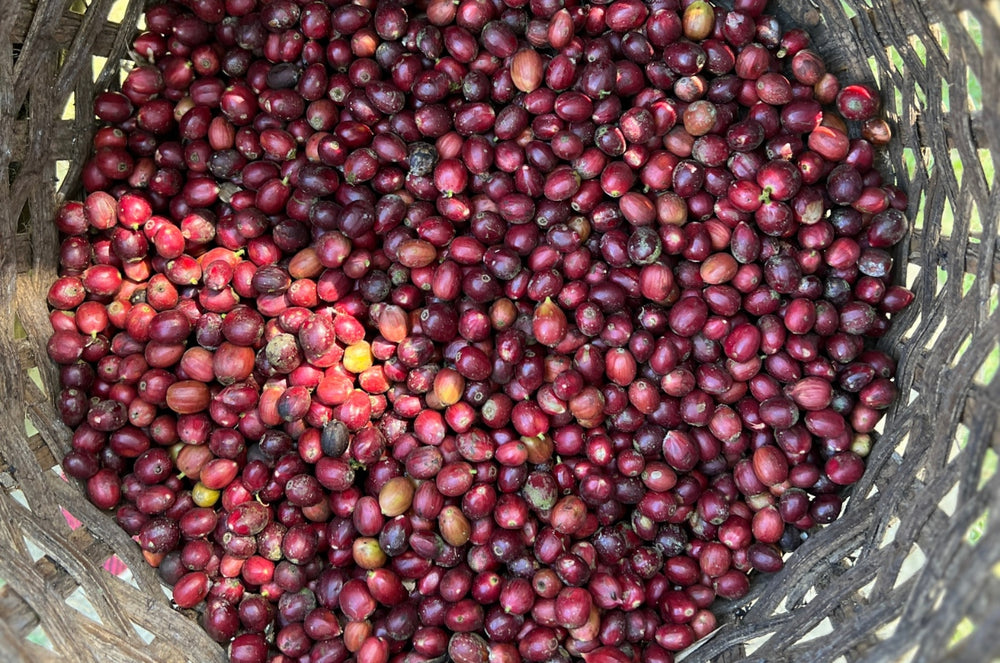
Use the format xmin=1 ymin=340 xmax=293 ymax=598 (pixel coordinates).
xmin=0 ymin=0 xmax=997 ymax=662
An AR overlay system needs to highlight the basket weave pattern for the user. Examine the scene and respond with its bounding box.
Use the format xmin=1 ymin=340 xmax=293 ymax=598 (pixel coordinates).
xmin=1 ymin=1 xmax=997 ymax=662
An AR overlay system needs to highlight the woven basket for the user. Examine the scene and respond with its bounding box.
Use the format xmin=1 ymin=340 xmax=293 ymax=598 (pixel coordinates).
xmin=1 ymin=0 xmax=998 ymax=661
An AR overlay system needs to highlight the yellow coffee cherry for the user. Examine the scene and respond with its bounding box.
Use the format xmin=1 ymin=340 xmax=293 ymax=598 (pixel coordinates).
xmin=192 ymin=481 xmax=220 ymax=507
xmin=343 ymin=341 xmax=373 ymax=373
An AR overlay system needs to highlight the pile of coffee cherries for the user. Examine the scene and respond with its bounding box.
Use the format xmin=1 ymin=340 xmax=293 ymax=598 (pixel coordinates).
xmin=47 ymin=0 xmax=913 ymax=660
